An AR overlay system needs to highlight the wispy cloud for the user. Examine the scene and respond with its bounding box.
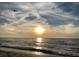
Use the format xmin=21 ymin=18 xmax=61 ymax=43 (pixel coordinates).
xmin=0 ymin=2 xmax=79 ymax=37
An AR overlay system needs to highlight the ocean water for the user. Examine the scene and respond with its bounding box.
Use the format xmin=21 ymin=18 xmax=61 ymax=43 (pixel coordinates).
xmin=0 ymin=38 xmax=79 ymax=57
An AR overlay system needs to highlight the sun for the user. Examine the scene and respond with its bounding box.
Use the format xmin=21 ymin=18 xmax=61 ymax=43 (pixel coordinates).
xmin=34 ymin=25 xmax=45 ymax=34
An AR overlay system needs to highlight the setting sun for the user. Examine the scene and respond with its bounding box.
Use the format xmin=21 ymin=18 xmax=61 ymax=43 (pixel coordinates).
xmin=34 ymin=25 xmax=45 ymax=34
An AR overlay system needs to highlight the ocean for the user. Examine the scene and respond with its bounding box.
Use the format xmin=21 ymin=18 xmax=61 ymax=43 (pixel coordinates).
xmin=0 ymin=38 xmax=79 ymax=57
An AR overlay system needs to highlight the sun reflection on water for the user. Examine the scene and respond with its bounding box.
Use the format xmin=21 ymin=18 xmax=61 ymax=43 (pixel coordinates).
xmin=35 ymin=46 xmax=42 ymax=49
xmin=36 ymin=37 xmax=43 ymax=43
xmin=32 ymin=37 xmax=43 ymax=55
xmin=33 ymin=52 xmax=43 ymax=55
xmin=35 ymin=37 xmax=43 ymax=49
xmin=32 ymin=37 xmax=45 ymax=56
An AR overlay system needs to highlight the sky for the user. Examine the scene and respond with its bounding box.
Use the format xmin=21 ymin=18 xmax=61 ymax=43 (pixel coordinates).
xmin=0 ymin=2 xmax=79 ymax=38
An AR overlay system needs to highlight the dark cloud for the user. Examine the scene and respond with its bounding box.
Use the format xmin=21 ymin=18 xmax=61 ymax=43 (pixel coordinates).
xmin=41 ymin=15 xmax=65 ymax=26
xmin=0 ymin=16 xmax=10 ymax=25
xmin=57 ymin=2 xmax=79 ymax=17
xmin=25 ymin=15 xmax=37 ymax=21
xmin=73 ymin=20 xmax=79 ymax=27
xmin=0 ymin=2 xmax=23 ymax=12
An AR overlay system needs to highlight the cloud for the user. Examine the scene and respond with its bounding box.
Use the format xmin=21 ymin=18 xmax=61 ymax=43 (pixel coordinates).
xmin=0 ymin=2 xmax=79 ymax=27
xmin=0 ymin=2 xmax=79 ymax=37
xmin=33 ymin=2 xmax=79 ymax=27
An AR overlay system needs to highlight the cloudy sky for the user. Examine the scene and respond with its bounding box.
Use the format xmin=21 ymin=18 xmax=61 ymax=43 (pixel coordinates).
xmin=0 ymin=2 xmax=79 ymax=38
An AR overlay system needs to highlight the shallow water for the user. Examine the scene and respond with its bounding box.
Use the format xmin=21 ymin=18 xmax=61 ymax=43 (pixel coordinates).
xmin=0 ymin=37 xmax=79 ymax=57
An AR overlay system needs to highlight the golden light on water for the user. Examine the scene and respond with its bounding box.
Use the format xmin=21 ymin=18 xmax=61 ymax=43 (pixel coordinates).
xmin=36 ymin=37 xmax=42 ymax=43
xmin=35 ymin=37 xmax=43 ymax=49
xmin=34 ymin=26 xmax=45 ymax=34
xmin=34 ymin=37 xmax=43 ymax=49
xmin=33 ymin=37 xmax=44 ymax=55
xmin=33 ymin=52 xmax=43 ymax=55
xmin=35 ymin=46 xmax=42 ymax=49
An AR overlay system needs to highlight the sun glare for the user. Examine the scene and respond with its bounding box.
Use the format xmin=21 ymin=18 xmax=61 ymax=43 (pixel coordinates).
xmin=34 ymin=26 xmax=45 ymax=34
